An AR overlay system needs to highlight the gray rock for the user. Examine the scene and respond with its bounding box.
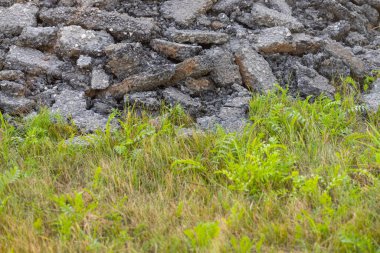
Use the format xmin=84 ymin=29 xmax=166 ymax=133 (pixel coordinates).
xmin=344 ymin=32 xmax=368 ymax=47
xmin=256 ymin=27 xmax=323 ymax=55
xmin=218 ymin=106 xmax=247 ymax=132
xmin=0 ymin=3 xmax=38 ymax=36
xmin=293 ymin=63 xmax=335 ymax=97
xmin=231 ymin=83 xmax=251 ymax=95
xmin=371 ymin=2 xmax=380 ymax=11
xmin=51 ymin=89 xmax=109 ymax=132
xmin=323 ymin=21 xmax=351 ymax=41
xmin=18 ymin=27 xmax=58 ymax=49
xmin=212 ymin=0 xmax=245 ymax=14
xmin=5 ymin=46 xmax=64 ymax=77
xmin=0 ymin=0 xmax=16 ymax=7
xmin=0 ymin=70 xmax=24 ymax=82
xmin=91 ymin=99 xmax=118 ymax=115
xmin=325 ymin=41 xmax=367 ymax=79
xmin=360 ymin=49 xmax=380 ymax=70
xmin=62 ymin=70 xmax=91 ymax=89
xmin=150 ymin=39 xmax=203 ymax=61
xmin=105 ymin=43 xmax=146 ymax=80
xmin=91 ymin=68 xmax=110 ymax=90
xmin=0 ymin=50 xmax=5 ymax=70
xmin=196 ymin=115 xmax=219 ymax=130
xmin=71 ymin=8 xmax=156 ymax=41
xmin=322 ymin=0 xmax=368 ymax=33
xmin=125 ymin=91 xmax=161 ymax=110
xmin=238 ymin=4 xmax=304 ymax=32
xmin=360 ymin=4 xmax=379 ymax=25
xmin=161 ymin=0 xmax=214 ymax=26
xmin=196 ymin=92 xmax=250 ymax=132
xmin=29 ymin=87 xmax=57 ymax=108
xmin=0 ymin=93 xmax=35 ymax=115
xmin=163 ymin=87 xmax=202 ymax=115
xmin=206 ymin=48 xmax=242 ymax=87
xmin=318 ymin=57 xmax=351 ymax=81
xmin=77 ymin=0 xmax=119 ymax=10
xmin=363 ymin=79 xmax=380 ymax=111
xmin=40 ymin=7 xmax=157 ymax=41
xmin=97 ymin=65 xmax=176 ymax=97
xmin=0 ymin=81 xmax=26 ymax=96
xmin=171 ymin=55 xmax=215 ymax=83
xmin=57 ymin=26 xmax=114 ymax=57
xmin=184 ymin=77 xmax=215 ymax=95
xmin=368 ymin=0 xmax=380 ymax=10
xmin=223 ymin=95 xmax=251 ymax=108
xmin=268 ymin=0 xmax=292 ymax=15
xmin=256 ymin=26 xmax=292 ymax=51
xmin=166 ymin=29 xmax=229 ymax=45
xmin=212 ymin=86 xmax=251 ymax=131
xmin=77 ymin=55 xmax=93 ymax=69
xmin=105 ymin=43 xmax=169 ymax=80
xmin=39 ymin=6 xmax=76 ymax=25
xmin=234 ymin=45 xmax=277 ymax=93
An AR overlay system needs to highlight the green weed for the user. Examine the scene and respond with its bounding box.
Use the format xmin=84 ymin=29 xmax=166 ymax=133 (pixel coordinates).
xmin=0 ymin=85 xmax=379 ymax=252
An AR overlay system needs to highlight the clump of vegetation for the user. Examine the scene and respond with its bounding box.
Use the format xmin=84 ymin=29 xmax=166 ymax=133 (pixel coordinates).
xmin=0 ymin=87 xmax=379 ymax=252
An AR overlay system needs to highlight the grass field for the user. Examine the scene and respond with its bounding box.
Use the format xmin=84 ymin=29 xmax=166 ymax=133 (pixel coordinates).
xmin=0 ymin=86 xmax=379 ymax=252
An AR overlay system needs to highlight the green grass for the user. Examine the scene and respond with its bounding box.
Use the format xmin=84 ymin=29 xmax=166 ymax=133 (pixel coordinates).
xmin=0 ymin=87 xmax=380 ymax=252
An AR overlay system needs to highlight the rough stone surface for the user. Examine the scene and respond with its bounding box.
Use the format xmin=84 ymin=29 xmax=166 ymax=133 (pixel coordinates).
xmin=99 ymin=65 xmax=177 ymax=97
xmin=70 ymin=9 xmax=156 ymax=41
xmin=105 ymin=43 xmax=169 ymax=80
xmin=39 ymin=7 xmax=157 ymax=41
xmin=293 ymin=63 xmax=336 ymax=97
xmin=77 ymin=55 xmax=93 ymax=69
xmin=206 ymin=48 xmax=242 ymax=87
xmin=167 ymin=29 xmax=229 ymax=45
xmin=151 ymin=39 xmax=203 ymax=61
xmin=161 ymin=0 xmax=214 ymax=26
xmin=18 ymin=26 xmax=58 ymax=49
xmin=269 ymin=0 xmax=292 ymax=15
xmin=38 ymin=7 xmax=76 ymax=25
xmin=256 ymin=27 xmax=323 ymax=55
xmin=325 ymin=41 xmax=367 ymax=78
xmin=57 ymin=26 xmax=114 ymax=57
xmin=323 ymin=21 xmax=351 ymax=41
xmin=212 ymin=0 xmax=245 ymax=14
xmin=51 ymin=89 xmax=109 ymax=132
xmin=0 ymin=81 xmax=27 ymax=96
xmin=0 ymin=3 xmax=38 ymax=36
xmin=345 ymin=32 xmax=368 ymax=47
xmin=0 ymin=70 xmax=24 ymax=82
xmin=5 ymin=46 xmax=64 ymax=77
xmin=234 ymin=45 xmax=278 ymax=93
xmin=0 ymin=93 xmax=35 ymax=115
xmin=0 ymin=50 xmax=5 ymax=70
xmin=91 ymin=68 xmax=110 ymax=90
xmin=125 ymin=91 xmax=161 ymax=111
xmin=197 ymin=84 xmax=251 ymax=131
xmin=171 ymin=55 xmax=214 ymax=83
xmin=163 ymin=87 xmax=202 ymax=116
xmin=238 ymin=4 xmax=304 ymax=32
xmin=361 ymin=49 xmax=380 ymax=70
xmin=77 ymin=0 xmax=119 ymax=10
xmin=321 ymin=0 xmax=368 ymax=32
xmin=184 ymin=77 xmax=215 ymax=94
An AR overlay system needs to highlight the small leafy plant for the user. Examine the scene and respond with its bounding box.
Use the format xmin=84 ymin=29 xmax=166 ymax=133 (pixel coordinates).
xmin=184 ymin=222 xmax=220 ymax=250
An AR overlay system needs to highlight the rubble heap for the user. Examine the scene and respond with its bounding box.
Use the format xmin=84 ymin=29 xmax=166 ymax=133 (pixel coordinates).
xmin=1 ymin=0 xmax=379 ymax=131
